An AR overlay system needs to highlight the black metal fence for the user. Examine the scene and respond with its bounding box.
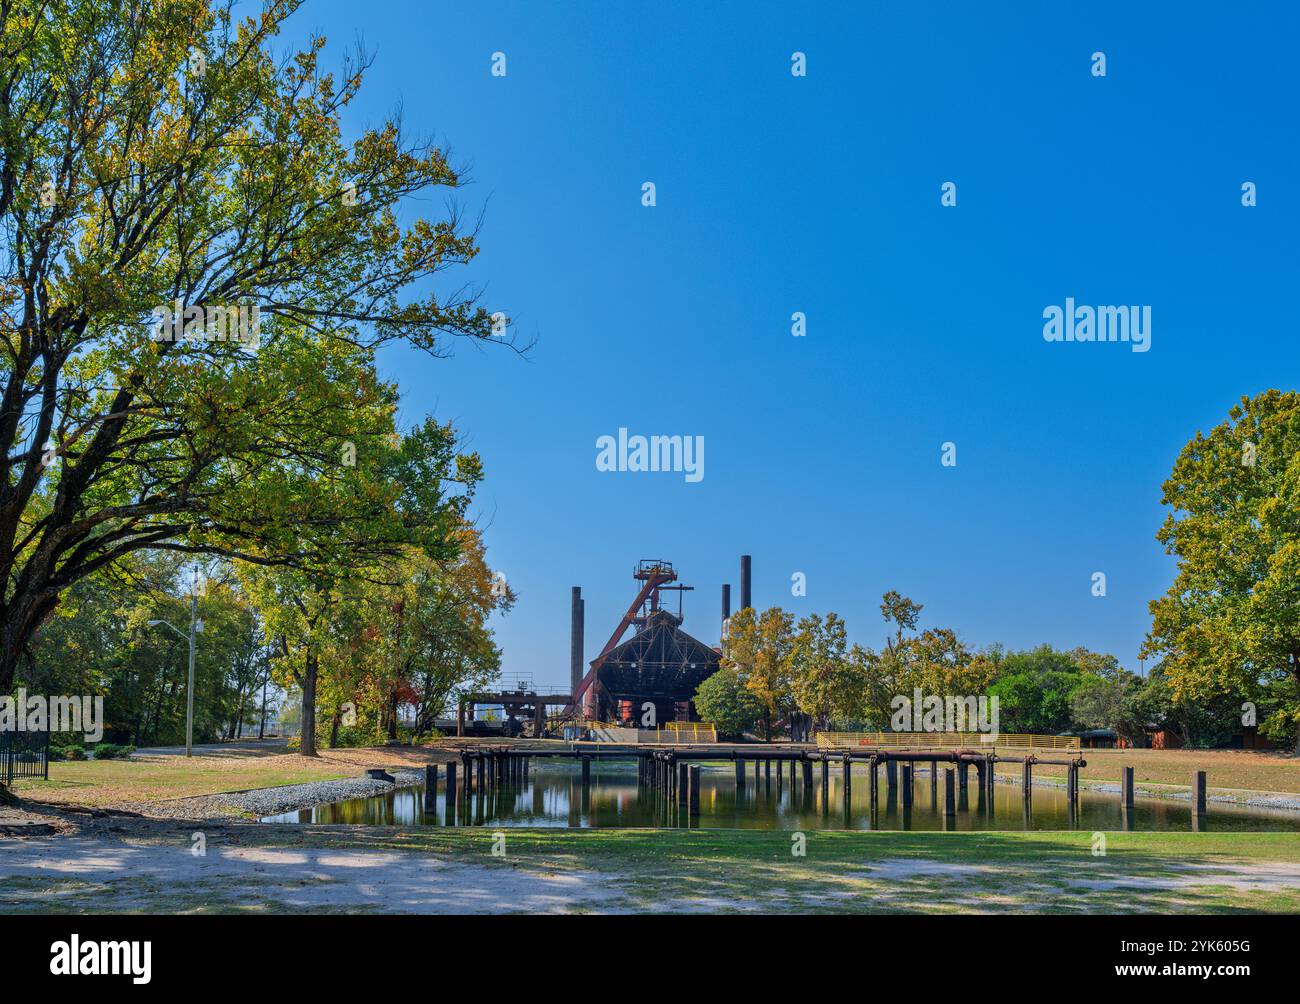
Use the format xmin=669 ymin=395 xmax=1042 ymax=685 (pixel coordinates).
xmin=0 ymin=729 xmax=50 ymax=783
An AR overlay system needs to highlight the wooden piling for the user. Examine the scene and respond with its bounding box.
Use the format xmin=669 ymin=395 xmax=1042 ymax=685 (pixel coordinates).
xmin=687 ymin=764 xmax=701 ymax=819
xmin=943 ymin=767 xmax=957 ymax=818
xmin=885 ymin=759 xmax=897 ymax=791
xmin=841 ymin=756 xmax=852 ymax=805
xmin=961 ymin=761 xmax=971 ymax=794
xmin=445 ymin=763 xmax=457 ymax=823
xmin=900 ymin=762 xmax=912 ymax=808
xmin=424 ymin=764 xmax=438 ymax=814
xmin=1193 ymin=770 xmax=1207 ymax=818
xmin=735 ymin=758 xmax=746 ymax=791
xmin=1122 ymin=766 xmax=1134 ymax=811
xmin=869 ymin=757 xmax=878 ymax=810
xmin=820 ymin=758 xmax=830 ymax=813
xmin=580 ymin=755 xmax=591 ymax=791
xmin=802 ymin=758 xmax=813 ymax=789
xmin=679 ymin=762 xmax=689 ymax=811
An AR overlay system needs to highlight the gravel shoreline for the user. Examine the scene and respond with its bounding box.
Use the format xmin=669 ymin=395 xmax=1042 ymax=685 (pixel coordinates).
xmin=214 ymin=768 xmax=427 ymax=818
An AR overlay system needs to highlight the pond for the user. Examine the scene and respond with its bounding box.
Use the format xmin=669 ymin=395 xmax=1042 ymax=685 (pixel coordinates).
xmin=262 ymin=760 xmax=1300 ymax=831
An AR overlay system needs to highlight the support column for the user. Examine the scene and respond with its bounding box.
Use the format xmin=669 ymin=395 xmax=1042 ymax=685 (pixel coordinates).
xmin=735 ymin=757 xmax=746 ymax=792
xmin=1193 ymin=770 xmax=1207 ymax=819
xmin=943 ymin=768 xmax=957 ymax=818
xmin=445 ymin=762 xmax=457 ymax=824
xmin=1122 ymin=766 xmax=1134 ymax=811
xmin=424 ymin=764 xmax=438 ymax=814
xmin=688 ymin=764 xmax=701 ymax=820
xmin=885 ymin=759 xmax=897 ymax=791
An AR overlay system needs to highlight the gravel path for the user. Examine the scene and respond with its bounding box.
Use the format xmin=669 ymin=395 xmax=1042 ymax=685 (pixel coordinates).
xmin=212 ymin=768 xmax=426 ymax=817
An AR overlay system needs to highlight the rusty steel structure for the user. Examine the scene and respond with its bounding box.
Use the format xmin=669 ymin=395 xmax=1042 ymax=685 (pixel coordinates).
xmin=569 ymin=560 xmax=721 ymax=724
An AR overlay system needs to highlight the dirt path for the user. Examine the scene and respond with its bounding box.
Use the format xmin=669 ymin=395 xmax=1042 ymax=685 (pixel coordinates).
xmin=1 ymin=834 xmax=617 ymax=914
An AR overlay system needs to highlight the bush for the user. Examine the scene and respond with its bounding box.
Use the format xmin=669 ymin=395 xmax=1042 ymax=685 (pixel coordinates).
xmin=92 ymin=742 xmax=135 ymax=760
xmin=332 ymin=724 xmax=386 ymax=749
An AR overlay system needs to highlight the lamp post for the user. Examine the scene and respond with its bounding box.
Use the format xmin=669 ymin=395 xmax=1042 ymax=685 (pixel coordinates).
xmin=148 ymin=591 xmax=203 ymax=757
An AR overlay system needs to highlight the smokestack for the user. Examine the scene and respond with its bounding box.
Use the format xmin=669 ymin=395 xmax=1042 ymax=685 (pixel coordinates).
xmin=570 ymin=587 xmax=584 ymax=697
xmin=721 ymin=583 xmax=731 ymax=623
xmin=740 ymin=554 xmax=752 ymax=611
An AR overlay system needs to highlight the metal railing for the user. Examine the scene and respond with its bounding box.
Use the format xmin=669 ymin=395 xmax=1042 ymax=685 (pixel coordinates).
xmin=816 ymin=731 xmax=1081 ymax=752
xmin=1 ymin=729 xmax=50 ymax=783
xmin=655 ymin=722 xmax=718 ymax=744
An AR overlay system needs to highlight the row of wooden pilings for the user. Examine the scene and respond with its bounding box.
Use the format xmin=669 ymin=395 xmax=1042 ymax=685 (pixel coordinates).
xmin=417 ymin=747 xmax=1212 ymax=829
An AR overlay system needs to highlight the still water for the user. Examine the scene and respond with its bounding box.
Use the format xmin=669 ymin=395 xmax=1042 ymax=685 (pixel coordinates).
xmin=262 ymin=761 xmax=1300 ymax=831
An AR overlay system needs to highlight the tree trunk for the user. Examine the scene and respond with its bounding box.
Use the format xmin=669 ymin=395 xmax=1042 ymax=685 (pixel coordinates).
xmin=299 ymin=653 xmax=318 ymax=757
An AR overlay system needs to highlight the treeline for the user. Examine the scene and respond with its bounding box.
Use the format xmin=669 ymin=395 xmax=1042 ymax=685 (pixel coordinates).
xmin=697 ymin=591 xmax=1295 ymax=748
xmin=22 ymin=524 xmax=510 ymax=752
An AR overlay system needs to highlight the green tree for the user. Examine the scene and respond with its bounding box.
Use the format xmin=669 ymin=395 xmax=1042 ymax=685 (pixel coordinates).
xmin=788 ymin=612 xmax=862 ymax=727
xmin=1142 ymin=390 xmax=1300 ymax=752
xmin=0 ymin=0 xmax=516 ymax=692
xmin=692 ymin=666 xmax=763 ymax=739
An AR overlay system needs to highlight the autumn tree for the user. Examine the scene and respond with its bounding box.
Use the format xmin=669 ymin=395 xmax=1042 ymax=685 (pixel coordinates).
xmin=721 ymin=605 xmax=793 ymax=741
xmin=0 ymin=0 xmax=517 ymax=691
xmin=1142 ymin=390 xmax=1300 ymax=752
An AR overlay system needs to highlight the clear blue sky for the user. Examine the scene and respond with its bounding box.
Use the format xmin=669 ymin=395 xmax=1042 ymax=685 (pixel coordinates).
xmin=269 ymin=1 xmax=1299 ymax=687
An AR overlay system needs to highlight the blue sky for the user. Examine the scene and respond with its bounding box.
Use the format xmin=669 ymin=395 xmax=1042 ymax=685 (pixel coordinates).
xmin=269 ymin=1 xmax=1298 ymax=687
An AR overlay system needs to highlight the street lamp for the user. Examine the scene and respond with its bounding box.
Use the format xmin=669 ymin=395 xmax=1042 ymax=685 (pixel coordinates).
xmin=148 ymin=591 xmax=204 ymax=757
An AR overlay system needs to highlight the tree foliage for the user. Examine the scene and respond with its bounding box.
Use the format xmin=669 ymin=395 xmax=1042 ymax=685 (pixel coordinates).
xmin=1142 ymin=390 xmax=1300 ymax=751
xmin=0 ymin=0 xmax=514 ymax=690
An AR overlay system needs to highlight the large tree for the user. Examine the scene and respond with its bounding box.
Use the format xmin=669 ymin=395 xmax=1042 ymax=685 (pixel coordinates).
xmin=0 ymin=0 xmax=514 ymax=691
xmin=721 ymin=605 xmax=794 ymax=741
xmin=1142 ymin=390 xmax=1300 ymax=752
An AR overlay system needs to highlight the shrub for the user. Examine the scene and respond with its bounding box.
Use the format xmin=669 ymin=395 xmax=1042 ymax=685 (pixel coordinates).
xmin=92 ymin=742 xmax=135 ymax=760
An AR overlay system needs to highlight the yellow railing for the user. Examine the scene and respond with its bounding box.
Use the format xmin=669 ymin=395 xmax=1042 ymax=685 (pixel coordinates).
xmin=655 ymin=722 xmax=718 ymax=744
xmin=816 ymin=732 xmax=1080 ymax=752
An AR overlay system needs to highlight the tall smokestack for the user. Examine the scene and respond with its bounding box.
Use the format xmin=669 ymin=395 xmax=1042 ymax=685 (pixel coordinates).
xmin=721 ymin=583 xmax=731 ymax=623
xmin=740 ymin=555 xmax=752 ymax=611
xmin=570 ymin=587 xmax=584 ymax=697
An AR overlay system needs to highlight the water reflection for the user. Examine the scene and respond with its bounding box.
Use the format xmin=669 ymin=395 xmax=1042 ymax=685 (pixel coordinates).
xmin=261 ymin=762 xmax=1300 ymax=832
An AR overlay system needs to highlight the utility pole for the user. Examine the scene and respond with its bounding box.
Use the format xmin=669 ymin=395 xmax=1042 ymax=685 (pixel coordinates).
xmin=186 ymin=588 xmax=197 ymax=756
xmin=148 ymin=574 xmax=203 ymax=757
